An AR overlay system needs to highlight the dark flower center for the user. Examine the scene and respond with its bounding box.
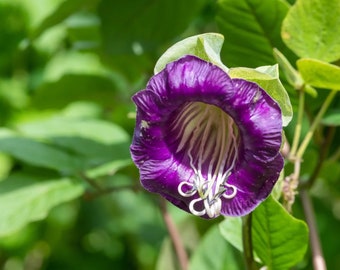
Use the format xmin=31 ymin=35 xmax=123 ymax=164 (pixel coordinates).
xmin=168 ymin=102 xmax=240 ymax=218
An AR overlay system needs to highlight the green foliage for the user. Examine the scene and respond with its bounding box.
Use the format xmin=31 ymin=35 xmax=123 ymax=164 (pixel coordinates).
xmin=282 ymin=0 xmax=340 ymax=62
xmin=216 ymin=0 xmax=292 ymax=68
xmin=0 ymin=134 xmax=82 ymax=173
xmin=0 ymin=176 xmax=84 ymax=236
xmin=154 ymin=33 xmax=227 ymax=74
xmin=252 ymin=196 xmax=309 ymax=270
xmin=297 ymin=58 xmax=340 ymax=90
xmin=30 ymin=0 xmax=99 ymax=40
xmin=98 ymin=0 xmax=208 ymax=80
xmin=220 ymin=197 xmax=309 ymax=269
xmin=322 ymin=110 xmax=340 ymax=126
xmin=189 ymin=225 xmax=241 ymax=270
xmin=0 ymin=0 xmax=339 ymax=269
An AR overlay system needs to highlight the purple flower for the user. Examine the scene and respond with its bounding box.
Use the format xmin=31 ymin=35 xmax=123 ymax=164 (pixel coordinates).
xmin=130 ymin=55 xmax=283 ymax=218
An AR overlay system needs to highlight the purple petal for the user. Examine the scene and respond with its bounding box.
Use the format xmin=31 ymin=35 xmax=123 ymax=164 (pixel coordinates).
xmin=130 ymin=55 xmax=283 ymax=218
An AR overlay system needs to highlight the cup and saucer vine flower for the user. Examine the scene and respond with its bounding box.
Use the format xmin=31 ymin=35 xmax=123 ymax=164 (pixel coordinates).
xmin=130 ymin=46 xmax=285 ymax=219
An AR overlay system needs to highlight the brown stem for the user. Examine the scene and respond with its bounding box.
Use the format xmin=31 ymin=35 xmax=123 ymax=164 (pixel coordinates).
xmin=160 ymin=199 xmax=189 ymax=270
xmin=300 ymin=190 xmax=327 ymax=270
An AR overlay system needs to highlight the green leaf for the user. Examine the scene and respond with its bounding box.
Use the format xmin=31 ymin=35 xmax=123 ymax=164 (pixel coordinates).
xmin=252 ymin=196 xmax=309 ymax=270
xmin=154 ymin=33 xmax=228 ymax=74
xmin=0 ymin=153 xmax=12 ymax=180
xmin=156 ymin=238 xmax=178 ymax=270
xmin=319 ymin=160 xmax=340 ymax=197
xmin=282 ymin=0 xmax=340 ymax=62
xmin=65 ymin=11 xmax=101 ymax=50
xmin=0 ymin=134 xmax=81 ymax=173
xmin=32 ymin=74 xmax=119 ymax=109
xmin=216 ymin=0 xmax=292 ymax=68
xmin=228 ymin=65 xmax=293 ymax=126
xmin=219 ymin=217 xmax=261 ymax=263
xmin=219 ymin=217 xmax=243 ymax=253
xmin=16 ymin=117 xmax=131 ymax=168
xmin=17 ymin=117 xmax=129 ymax=145
xmin=98 ymin=0 xmax=207 ymax=55
xmin=156 ymin=218 xmax=200 ymax=270
xmin=30 ymin=0 xmax=99 ymax=40
xmin=85 ymin=159 xmax=132 ymax=179
xmin=42 ymin=51 xmax=111 ymax=82
xmin=189 ymin=225 xmax=241 ymax=270
xmin=98 ymin=0 xmax=207 ymax=80
xmin=297 ymin=58 xmax=340 ymax=90
xmin=321 ymin=110 xmax=340 ymax=126
xmin=0 ymin=177 xmax=84 ymax=237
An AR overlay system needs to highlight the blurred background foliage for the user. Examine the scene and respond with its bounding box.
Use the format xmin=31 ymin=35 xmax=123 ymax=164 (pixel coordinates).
xmin=0 ymin=0 xmax=339 ymax=269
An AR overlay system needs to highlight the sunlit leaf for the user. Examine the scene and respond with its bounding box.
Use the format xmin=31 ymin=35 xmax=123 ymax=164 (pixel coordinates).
xmin=282 ymin=0 xmax=340 ymax=62
xmin=297 ymin=58 xmax=340 ymax=90
xmin=154 ymin=33 xmax=227 ymax=74
xmin=0 ymin=177 xmax=84 ymax=237
xmin=0 ymin=153 xmax=12 ymax=180
xmin=0 ymin=134 xmax=81 ymax=173
xmin=17 ymin=117 xmax=129 ymax=145
xmin=43 ymin=51 xmax=110 ymax=82
xmin=86 ymin=159 xmax=132 ymax=179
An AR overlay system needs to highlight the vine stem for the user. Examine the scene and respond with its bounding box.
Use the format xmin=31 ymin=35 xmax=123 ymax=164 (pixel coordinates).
xmin=289 ymin=90 xmax=305 ymax=158
xmin=296 ymin=90 xmax=337 ymax=159
xmin=242 ymin=213 xmax=258 ymax=270
xmin=160 ymin=199 xmax=189 ymax=270
xmin=300 ymin=190 xmax=327 ymax=270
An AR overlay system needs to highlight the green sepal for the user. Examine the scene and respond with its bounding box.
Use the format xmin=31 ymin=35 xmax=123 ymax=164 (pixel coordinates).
xmin=154 ymin=33 xmax=228 ymax=74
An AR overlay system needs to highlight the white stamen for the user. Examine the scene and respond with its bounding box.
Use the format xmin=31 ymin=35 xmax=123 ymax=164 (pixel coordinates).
xmin=174 ymin=102 xmax=239 ymax=217
xmin=189 ymin=198 xmax=206 ymax=216
xmin=178 ymin=181 xmax=196 ymax=197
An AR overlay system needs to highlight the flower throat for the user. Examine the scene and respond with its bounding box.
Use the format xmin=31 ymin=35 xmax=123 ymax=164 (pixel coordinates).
xmin=169 ymin=102 xmax=240 ymax=218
